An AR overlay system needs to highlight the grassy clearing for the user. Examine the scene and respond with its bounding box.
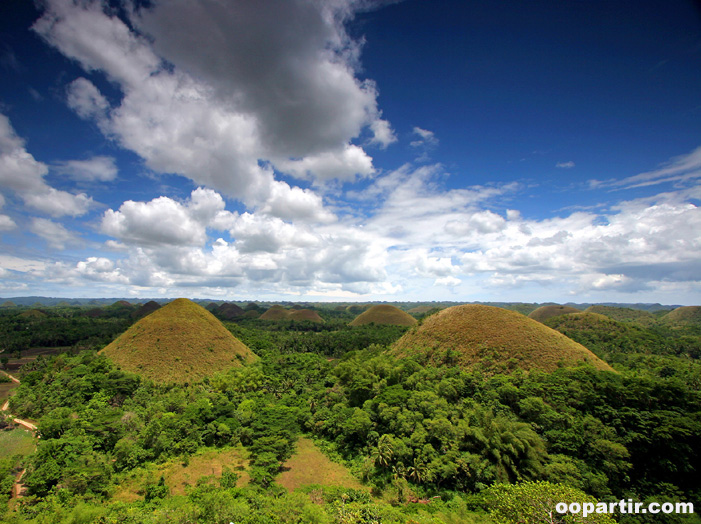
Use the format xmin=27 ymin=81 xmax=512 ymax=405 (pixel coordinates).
xmin=393 ymin=304 xmax=614 ymax=373
xmin=100 ymin=298 xmax=257 ymax=384
xmin=276 ymin=437 xmax=366 ymax=492
xmin=0 ymin=428 xmax=36 ymax=459
xmin=113 ymin=446 xmax=250 ymax=502
xmin=350 ymin=305 xmax=418 ymax=327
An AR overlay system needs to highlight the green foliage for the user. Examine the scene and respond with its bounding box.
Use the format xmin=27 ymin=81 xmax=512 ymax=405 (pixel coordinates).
xmin=485 ymin=481 xmax=616 ymax=524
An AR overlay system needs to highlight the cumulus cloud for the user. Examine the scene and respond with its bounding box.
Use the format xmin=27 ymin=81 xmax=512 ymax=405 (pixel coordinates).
xmin=33 ymin=0 xmax=392 ymax=207
xmin=101 ymin=188 xmax=230 ymax=247
xmin=0 ymin=114 xmax=93 ymax=216
xmin=54 ymin=155 xmax=117 ymax=181
xmin=29 ymin=217 xmax=80 ymax=250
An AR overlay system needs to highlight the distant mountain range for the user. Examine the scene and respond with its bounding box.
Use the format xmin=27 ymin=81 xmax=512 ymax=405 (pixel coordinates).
xmin=0 ymin=296 xmax=682 ymax=311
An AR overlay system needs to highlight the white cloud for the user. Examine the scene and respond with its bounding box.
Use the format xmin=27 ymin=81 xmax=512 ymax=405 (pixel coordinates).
xmin=54 ymin=156 xmax=117 ymax=182
xmin=556 ymin=161 xmax=575 ymax=169
xmin=0 ymin=215 xmax=16 ymax=231
xmin=0 ymin=114 xmax=93 ymax=216
xmin=589 ymin=145 xmax=701 ymax=190
xmin=66 ymin=77 xmax=109 ymax=120
xmin=275 ymin=144 xmax=374 ymax=182
xmin=101 ymin=188 xmax=231 ymax=247
xmin=33 ymin=0 xmax=391 ymax=211
xmin=29 ymin=218 xmax=80 ymax=250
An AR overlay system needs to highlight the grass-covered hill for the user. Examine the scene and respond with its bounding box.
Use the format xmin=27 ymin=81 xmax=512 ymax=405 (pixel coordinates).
xmin=132 ymin=300 xmax=161 ymax=320
xmin=392 ymin=304 xmax=614 ymax=373
xmin=528 ymin=304 xmax=581 ymax=322
xmin=544 ymin=312 xmax=662 ymax=355
xmin=349 ymin=304 xmax=418 ymax=326
xmin=99 ymin=298 xmax=257 ymax=383
xmin=259 ymin=305 xmax=291 ymax=320
xmin=216 ymin=302 xmax=245 ymax=320
xmin=287 ymin=309 xmax=324 ymax=323
xmin=584 ymin=305 xmax=657 ymax=326
xmin=662 ymin=305 xmax=701 ymax=326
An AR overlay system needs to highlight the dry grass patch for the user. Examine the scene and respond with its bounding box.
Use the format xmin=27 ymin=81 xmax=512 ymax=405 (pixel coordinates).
xmin=100 ymin=298 xmax=257 ymax=384
xmin=350 ymin=305 xmax=417 ymax=327
xmin=113 ymin=446 xmax=250 ymax=502
xmin=276 ymin=438 xmax=366 ymax=492
xmin=393 ymin=304 xmax=614 ymax=373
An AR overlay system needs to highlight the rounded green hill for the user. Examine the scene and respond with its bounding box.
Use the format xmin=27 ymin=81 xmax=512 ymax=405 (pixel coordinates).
xmin=662 ymin=306 xmax=701 ymax=326
xmin=100 ymin=298 xmax=256 ymax=384
xmin=350 ymin=305 xmax=418 ymax=326
xmin=584 ymin=305 xmax=656 ymax=325
xmin=392 ymin=304 xmax=614 ymax=373
xmin=528 ymin=305 xmax=581 ymax=323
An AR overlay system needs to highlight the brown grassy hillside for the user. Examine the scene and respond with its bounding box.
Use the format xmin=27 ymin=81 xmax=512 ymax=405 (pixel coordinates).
xmin=528 ymin=305 xmax=581 ymax=323
xmin=100 ymin=298 xmax=256 ymax=384
xmin=392 ymin=304 xmax=614 ymax=373
xmin=350 ymin=305 xmax=418 ymax=326
xmin=288 ymin=309 xmax=324 ymax=323
xmin=132 ymin=300 xmax=161 ymax=320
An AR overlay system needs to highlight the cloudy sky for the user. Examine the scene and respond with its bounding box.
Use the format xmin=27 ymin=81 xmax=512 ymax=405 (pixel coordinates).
xmin=0 ymin=0 xmax=700 ymax=303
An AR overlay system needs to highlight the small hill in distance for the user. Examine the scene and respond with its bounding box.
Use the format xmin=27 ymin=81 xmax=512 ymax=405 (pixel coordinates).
xmin=584 ymin=305 xmax=657 ymax=326
xmin=350 ymin=305 xmax=418 ymax=326
xmin=544 ymin=312 xmax=663 ymax=356
xmin=100 ymin=298 xmax=256 ymax=384
xmin=260 ymin=305 xmax=292 ymax=320
xmin=662 ymin=306 xmax=701 ymax=326
xmin=392 ymin=304 xmax=614 ymax=373
xmin=132 ymin=300 xmax=161 ymax=320
xmin=288 ymin=309 xmax=324 ymax=323
xmin=216 ymin=302 xmax=245 ymax=320
xmin=528 ymin=305 xmax=581 ymax=323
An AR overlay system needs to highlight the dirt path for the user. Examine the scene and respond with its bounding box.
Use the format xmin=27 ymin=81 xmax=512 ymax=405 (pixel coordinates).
xmin=13 ymin=469 xmax=26 ymax=498
xmin=1 ymin=371 xmax=37 ymax=499
xmin=0 ymin=369 xmax=21 ymax=384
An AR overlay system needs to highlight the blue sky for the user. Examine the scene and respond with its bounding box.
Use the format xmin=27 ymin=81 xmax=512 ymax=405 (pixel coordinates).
xmin=0 ymin=0 xmax=700 ymax=303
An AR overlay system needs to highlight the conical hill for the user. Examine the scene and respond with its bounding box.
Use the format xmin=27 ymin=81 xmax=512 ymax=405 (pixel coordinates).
xmin=260 ymin=305 xmax=291 ymax=320
xmin=100 ymin=298 xmax=256 ymax=384
xmin=350 ymin=305 xmax=417 ymax=326
xmin=288 ymin=309 xmax=324 ymax=323
xmin=392 ymin=304 xmax=614 ymax=373
xmin=528 ymin=305 xmax=581 ymax=323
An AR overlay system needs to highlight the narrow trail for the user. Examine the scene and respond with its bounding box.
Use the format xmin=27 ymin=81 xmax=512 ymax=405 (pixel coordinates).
xmin=1 ymin=370 xmax=37 ymax=500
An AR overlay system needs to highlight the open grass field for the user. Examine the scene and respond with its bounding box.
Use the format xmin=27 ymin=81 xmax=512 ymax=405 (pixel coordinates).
xmin=0 ymin=428 xmax=36 ymax=459
xmin=393 ymin=304 xmax=614 ymax=373
xmin=100 ymin=298 xmax=256 ymax=384
xmin=276 ymin=437 xmax=366 ymax=492
xmin=113 ymin=446 xmax=250 ymax=502
xmin=350 ymin=305 xmax=418 ymax=327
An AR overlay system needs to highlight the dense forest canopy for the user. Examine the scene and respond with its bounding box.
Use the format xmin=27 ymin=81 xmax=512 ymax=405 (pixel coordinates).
xmin=0 ymin=301 xmax=699 ymax=523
